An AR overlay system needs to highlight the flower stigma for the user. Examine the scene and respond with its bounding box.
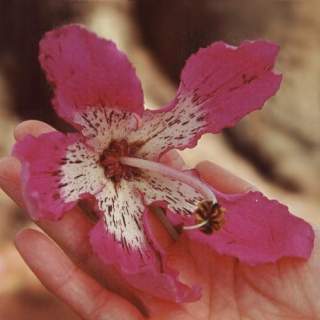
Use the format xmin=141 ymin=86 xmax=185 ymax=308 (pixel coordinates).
xmin=120 ymin=156 xmax=225 ymax=234
xmin=99 ymin=139 xmax=141 ymax=182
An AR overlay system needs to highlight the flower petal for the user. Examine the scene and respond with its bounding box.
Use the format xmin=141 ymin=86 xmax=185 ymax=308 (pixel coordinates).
xmin=90 ymin=179 xmax=200 ymax=302
xmin=73 ymin=107 xmax=139 ymax=152
xmin=176 ymin=191 xmax=314 ymax=265
xmin=92 ymin=180 xmax=150 ymax=267
xmin=39 ymin=24 xmax=144 ymax=125
xmin=13 ymin=132 xmax=105 ymax=220
xmin=129 ymin=41 xmax=282 ymax=160
xmin=134 ymin=170 xmax=204 ymax=216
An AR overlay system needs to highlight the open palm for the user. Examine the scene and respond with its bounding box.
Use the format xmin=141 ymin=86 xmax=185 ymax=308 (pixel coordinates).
xmin=1 ymin=120 xmax=319 ymax=320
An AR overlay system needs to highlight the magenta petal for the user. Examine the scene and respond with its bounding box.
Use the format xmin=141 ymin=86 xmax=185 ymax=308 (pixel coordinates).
xmin=142 ymin=211 xmax=201 ymax=302
xmin=180 ymin=40 xmax=282 ymax=133
xmin=129 ymin=41 xmax=281 ymax=160
xmin=13 ymin=131 xmax=104 ymax=221
xmin=12 ymin=132 xmax=80 ymax=220
xmin=90 ymin=215 xmax=200 ymax=303
xmin=188 ymin=191 xmax=314 ymax=265
xmin=90 ymin=220 xmax=156 ymax=274
xmin=39 ymin=24 xmax=144 ymax=125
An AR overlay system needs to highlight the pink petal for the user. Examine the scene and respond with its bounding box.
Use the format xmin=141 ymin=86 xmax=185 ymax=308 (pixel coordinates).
xmin=73 ymin=107 xmax=139 ymax=153
xmin=142 ymin=210 xmax=201 ymax=303
xmin=129 ymin=41 xmax=281 ymax=160
xmin=133 ymin=170 xmax=204 ymax=216
xmin=91 ymin=220 xmax=200 ymax=303
xmin=13 ymin=132 xmax=105 ymax=220
xmin=90 ymin=180 xmax=200 ymax=302
xmin=185 ymin=191 xmax=314 ymax=265
xmin=180 ymin=41 xmax=282 ymax=132
xmin=91 ymin=179 xmax=149 ymax=267
xmin=39 ymin=24 xmax=144 ymax=125
xmin=90 ymin=220 xmax=155 ymax=273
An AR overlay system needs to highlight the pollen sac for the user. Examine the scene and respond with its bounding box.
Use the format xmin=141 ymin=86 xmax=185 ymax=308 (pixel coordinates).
xmin=195 ymin=201 xmax=225 ymax=234
xmin=99 ymin=139 xmax=140 ymax=182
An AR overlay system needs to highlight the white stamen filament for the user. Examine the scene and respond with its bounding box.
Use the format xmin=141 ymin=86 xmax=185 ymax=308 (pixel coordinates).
xmin=183 ymin=220 xmax=209 ymax=230
xmin=120 ymin=156 xmax=217 ymax=202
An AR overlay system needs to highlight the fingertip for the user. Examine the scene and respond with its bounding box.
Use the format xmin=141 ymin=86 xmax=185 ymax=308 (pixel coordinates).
xmin=196 ymin=160 xmax=256 ymax=194
xmin=160 ymin=150 xmax=186 ymax=170
xmin=0 ymin=156 xmax=21 ymax=177
xmin=195 ymin=160 xmax=211 ymax=170
xmin=15 ymin=228 xmax=60 ymax=270
xmin=15 ymin=228 xmax=42 ymax=251
xmin=15 ymin=228 xmax=31 ymax=243
xmin=14 ymin=120 xmax=55 ymax=141
xmin=0 ymin=156 xmax=24 ymax=206
xmin=0 ymin=156 xmax=21 ymax=186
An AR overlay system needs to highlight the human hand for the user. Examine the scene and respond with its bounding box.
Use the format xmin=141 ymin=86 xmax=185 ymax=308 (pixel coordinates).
xmin=0 ymin=120 xmax=319 ymax=320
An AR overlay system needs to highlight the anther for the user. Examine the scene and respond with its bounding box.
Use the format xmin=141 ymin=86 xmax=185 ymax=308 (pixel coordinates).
xmin=184 ymin=201 xmax=225 ymax=234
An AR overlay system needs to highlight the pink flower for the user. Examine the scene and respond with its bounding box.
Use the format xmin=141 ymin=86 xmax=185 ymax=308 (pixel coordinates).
xmin=13 ymin=25 xmax=314 ymax=303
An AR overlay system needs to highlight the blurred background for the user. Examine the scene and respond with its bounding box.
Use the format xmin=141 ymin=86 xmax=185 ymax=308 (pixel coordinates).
xmin=0 ymin=0 xmax=319 ymax=318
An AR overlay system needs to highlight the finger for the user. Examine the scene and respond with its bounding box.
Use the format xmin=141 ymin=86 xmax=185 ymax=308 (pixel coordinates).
xmin=14 ymin=120 xmax=55 ymax=141
xmin=15 ymin=229 xmax=144 ymax=320
xmin=6 ymin=121 xmax=95 ymax=265
xmin=0 ymin=156 xmax=24 ymax=207
xmin=0 ymin=157 xmax=122 ymax=280
xmin=0 ymin=157 xmax=92 ymax=255
xmin=196 ymin=160 xmax=256 ymax=194
xmin=160 ymin=150 xmax=186 ymax=170
xmin=0 ymin=134 xmax=139 ymax=301
xmin=0 ymin=156 xmax=94 ymax=267
xmin=1 ymin=119 xmax=56 ymax=207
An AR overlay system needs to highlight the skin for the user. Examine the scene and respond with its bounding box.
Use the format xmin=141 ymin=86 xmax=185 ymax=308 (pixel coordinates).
xmin=0 ymin=120 xmax=319 ymax=320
